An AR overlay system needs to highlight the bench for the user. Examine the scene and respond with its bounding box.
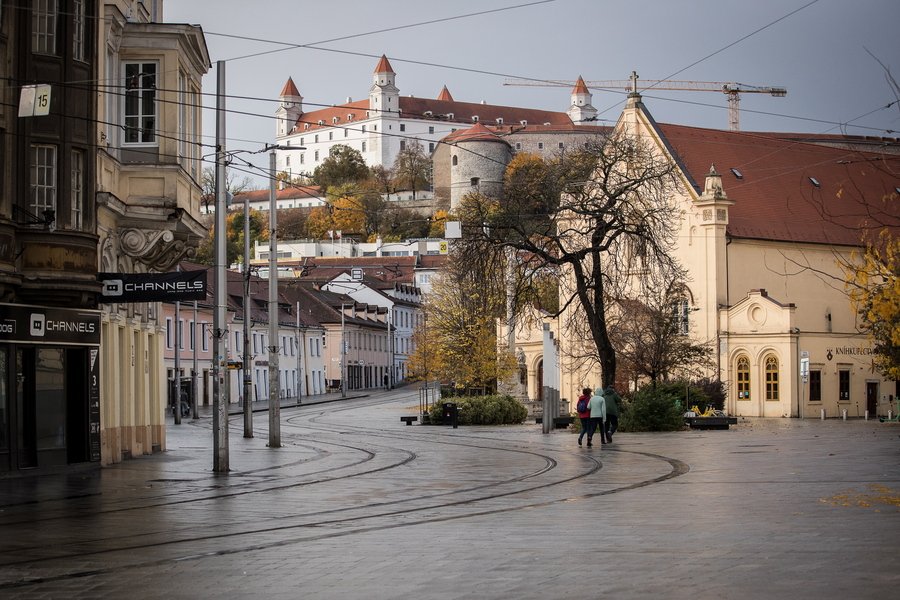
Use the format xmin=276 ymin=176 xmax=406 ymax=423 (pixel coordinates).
xmin=400 ymin=416 xmax=418 ymax=426
xmin=685 ymin=416 xmax=738 ymax=430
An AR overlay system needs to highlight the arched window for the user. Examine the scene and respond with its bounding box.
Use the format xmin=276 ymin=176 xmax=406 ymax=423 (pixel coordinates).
xmin=737 ymin=355 xmax=750 ymax=400
xmin=452 ymin=155 xmax=458 ymax=166
xmin=765 ymin=355 xmax=779 ymax=401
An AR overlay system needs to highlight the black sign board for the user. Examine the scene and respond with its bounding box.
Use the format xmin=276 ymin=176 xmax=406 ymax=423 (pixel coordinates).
xmin=98 ymin=270 xmax=207 ymax=303
xmin=0 ymin=303 xmax=101 ymax=346
xmin=89 ymin=347 xmax=101 ymax=461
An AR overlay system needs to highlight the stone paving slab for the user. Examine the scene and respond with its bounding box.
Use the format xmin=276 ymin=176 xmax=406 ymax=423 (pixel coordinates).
xmin=0 ymin=391 xmax=898 ymax=599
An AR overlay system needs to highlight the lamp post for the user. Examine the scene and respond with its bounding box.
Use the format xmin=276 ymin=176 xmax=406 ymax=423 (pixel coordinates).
xmin=243 ymin=191 xmax=253 ymax=438
xmin=212 ymin=60 xmax=229 ymax=473
xmin=267 ymin=147 xmax=282 ymax=448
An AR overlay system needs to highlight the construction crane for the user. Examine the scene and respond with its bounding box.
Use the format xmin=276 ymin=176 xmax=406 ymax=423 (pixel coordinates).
xmin=503 ymin=72 xmax=787 ymax=131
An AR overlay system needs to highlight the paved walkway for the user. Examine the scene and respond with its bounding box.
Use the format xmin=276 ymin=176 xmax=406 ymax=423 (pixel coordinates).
xmin=1 ymin=389 xmax=898 ymax=599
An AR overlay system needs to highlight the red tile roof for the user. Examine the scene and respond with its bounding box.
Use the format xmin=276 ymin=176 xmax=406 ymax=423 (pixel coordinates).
xmin=233 ymin=185 xmax=323 ymax=203
xmin=374 ymin=54 xmax=394 ymax=74
xmin=572 ymin=76 xmax=589 ymax=95
xmin=656 ymin=123 xmax=900 ymax=246
xmin=437 ymin=85 xmax=454 ymax=102
xmin=444 ymin=122 xmax=510 ymax=145
xmin=280 ymin=77 xmax=300 ymax=98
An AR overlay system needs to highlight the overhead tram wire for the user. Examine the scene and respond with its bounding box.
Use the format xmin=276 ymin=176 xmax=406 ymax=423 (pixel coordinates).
xmin=215 ymin=1 xmax=557 ymax=63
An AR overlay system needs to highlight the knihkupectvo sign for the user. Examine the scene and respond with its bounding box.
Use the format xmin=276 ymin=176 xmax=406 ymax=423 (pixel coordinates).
xmin=0 ymin=303 xmax=100 ymax=345
xmin=98 ymin=270 xmax=207 ymax=303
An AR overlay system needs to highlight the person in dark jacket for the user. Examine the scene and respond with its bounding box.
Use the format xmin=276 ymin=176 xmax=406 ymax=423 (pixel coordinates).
xmin=576 ymin=387 xmax=592 ymax=446
xmin=603 ymin=386 xmax=621 ymax=443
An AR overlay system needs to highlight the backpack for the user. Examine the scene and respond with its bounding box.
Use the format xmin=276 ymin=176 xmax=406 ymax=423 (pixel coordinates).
xmin=576 ymin=397 xmax=588 ymax=413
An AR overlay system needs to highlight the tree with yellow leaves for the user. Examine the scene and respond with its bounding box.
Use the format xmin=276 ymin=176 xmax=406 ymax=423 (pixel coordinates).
xmin=846 ymin=229 xmax=900 ymax=379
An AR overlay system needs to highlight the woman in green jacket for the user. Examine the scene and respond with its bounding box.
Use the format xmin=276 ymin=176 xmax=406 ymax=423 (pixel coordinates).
xmin=586 ymin=387 xmax=606 ymax=447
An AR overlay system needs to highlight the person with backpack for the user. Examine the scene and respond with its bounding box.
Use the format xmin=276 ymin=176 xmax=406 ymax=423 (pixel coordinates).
xmin=576 ymin=387 xmax=592 ymax=446
xmin=586 ymin=386 xmax=607 ymax=448
xmin=603 ymin=385 xmax=621 ymax=443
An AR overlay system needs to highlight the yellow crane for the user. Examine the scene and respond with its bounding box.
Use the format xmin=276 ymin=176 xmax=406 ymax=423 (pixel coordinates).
xmin=503 ymin=71 xmax=787 ymax=131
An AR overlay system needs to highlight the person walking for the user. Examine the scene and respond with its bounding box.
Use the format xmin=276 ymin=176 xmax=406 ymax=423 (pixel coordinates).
xmin=603 ymin=385 xmax=621 ymax=443
xmin=576 ymin=387 xmax=592 ymax=447
xmin=586 ymin=386 xmax=606 ymax=448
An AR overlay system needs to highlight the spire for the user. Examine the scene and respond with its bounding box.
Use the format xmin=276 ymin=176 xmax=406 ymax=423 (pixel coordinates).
xmin=572 ymin=76 xmax=589 ymax=95
xmin=279 ymin=77 xmax=301 ymax=98
xmin=374 ymin=54 xmax=395 ymax=74
xmin=437 ymin=85 xmax=454 ymax=102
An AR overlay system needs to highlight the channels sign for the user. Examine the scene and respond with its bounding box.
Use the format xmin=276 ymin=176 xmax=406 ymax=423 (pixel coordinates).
xmin=0 ymin=303 xmax=100 ymax=345
xmin=98 ymin=270 xmax=207 ymax=303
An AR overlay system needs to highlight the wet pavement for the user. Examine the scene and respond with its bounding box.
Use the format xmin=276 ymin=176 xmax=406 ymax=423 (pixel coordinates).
xmin=1 ymin=389 xmax=898 ymax=599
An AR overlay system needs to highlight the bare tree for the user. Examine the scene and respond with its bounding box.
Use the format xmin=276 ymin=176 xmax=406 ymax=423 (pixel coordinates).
xmin=392 ymin=140 xmax=431 ymax=199
xmin=465 ymin=131 xmax=683 ymax=388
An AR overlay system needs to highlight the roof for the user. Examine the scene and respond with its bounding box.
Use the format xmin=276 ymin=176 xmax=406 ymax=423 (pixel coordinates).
xmin=280 ymin=77 xmax=301 ymax=98
xmin=282 ymin=256 xmax=421 ymax=286
xmin=373 ymin=54 xmax=394 ymax=74
xmin=437 ymin=85 xmax=454 ymax=102
xmin=655 ymin=122 xmax=900 ymax=246
xmin=233 ymin=185 xmax=324 ymax=203
xmin=444 ymin=122 xmax=510 ymax=145
xmin=572 ymin=76 xmax=589 ymax=95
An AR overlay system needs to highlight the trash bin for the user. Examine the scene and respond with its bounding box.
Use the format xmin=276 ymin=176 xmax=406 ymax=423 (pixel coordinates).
xmin=442 ymin=402 xmax=458 ymax=429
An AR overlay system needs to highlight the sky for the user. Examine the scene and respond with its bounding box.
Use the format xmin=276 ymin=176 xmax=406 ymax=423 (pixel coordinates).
xmin=164 ymin=0 xmax=900 ymax=186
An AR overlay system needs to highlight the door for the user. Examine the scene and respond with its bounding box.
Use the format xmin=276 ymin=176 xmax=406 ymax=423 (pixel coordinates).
xmin=866 ymin=382 xmax=878 ymax=416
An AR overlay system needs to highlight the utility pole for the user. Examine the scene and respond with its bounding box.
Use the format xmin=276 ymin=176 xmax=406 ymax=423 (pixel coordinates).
xmin=174 ymin=291 xmax=181 ymax=425
xmin=267 ymin=149 xmax=281 ymax=448
xmin=192 ymin=300 xmax=198 ymax=420
xmin=341 ymin=305 xmax=347 ymax=398
xmin=212 ymin=60 xmax=229 ymax=473
xmin=243 ymin=190 xmax=253 ymax=438
xmin=296 ymin=301 xmax=303 ymax=405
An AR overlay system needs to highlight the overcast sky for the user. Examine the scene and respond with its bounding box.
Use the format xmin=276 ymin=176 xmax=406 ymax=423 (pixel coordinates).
xmin=165 ymin=0 xmax=900 ymax=186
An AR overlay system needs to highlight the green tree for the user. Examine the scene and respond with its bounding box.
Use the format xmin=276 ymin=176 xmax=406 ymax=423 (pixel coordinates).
xmin=311 ymin=145 xmax=369 ymax=193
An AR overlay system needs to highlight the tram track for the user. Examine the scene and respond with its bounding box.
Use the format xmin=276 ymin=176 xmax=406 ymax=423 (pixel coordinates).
xmin=0 ymin=392 xmax=689 ymax=591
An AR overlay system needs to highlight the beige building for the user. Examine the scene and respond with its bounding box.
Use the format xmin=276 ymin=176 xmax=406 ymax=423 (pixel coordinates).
xmin=546 ymin=93 xmax=899 ymax=419
xmin=96 ymin=1 xmax=210 ymax=464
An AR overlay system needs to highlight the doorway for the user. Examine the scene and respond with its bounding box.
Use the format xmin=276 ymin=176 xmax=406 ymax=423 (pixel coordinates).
xmin=866 ymin=382 xmax=878 ymax=416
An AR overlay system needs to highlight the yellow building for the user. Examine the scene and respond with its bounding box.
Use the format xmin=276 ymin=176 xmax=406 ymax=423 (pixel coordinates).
xmin=518 ymin=94 xmax=898 ymax=419
xmin=96 ymin=1 xmax=209 ymax=464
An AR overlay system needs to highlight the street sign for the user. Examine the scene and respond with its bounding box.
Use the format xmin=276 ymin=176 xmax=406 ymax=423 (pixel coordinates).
xmin=800 ymin=357 xmax=809 ymax=377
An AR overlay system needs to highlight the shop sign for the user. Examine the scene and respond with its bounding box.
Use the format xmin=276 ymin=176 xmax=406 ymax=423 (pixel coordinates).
xmin=98 ymin=270 xmax=207 ymax=303
xmin=0 ymin=303 xmax=100 ymax=346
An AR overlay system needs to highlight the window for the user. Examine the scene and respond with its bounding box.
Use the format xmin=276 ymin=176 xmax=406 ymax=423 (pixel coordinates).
xmin=400 ymin=124 xmax=406 ymax=132
xmin=558 ymin=142 xmax=564 ymax=149
xmin=672 ymin=299 xmax=689 ymax=335
xmin=362 ymin=125 xmax=366 ymax=133
xmin=515 ymin=142 xmax=522 ymax=150
xmin=329 ymin=131 xmax=333 ymax=141
xmin=736 ymin=355 xmax=750 ymax=400
xmin=178 ymin=320 xmax=184 ymax=350
xmin=202 ymin=323 xmax=209 ymax=352
xmin=809 ymin=370 xmax=821 ymax=402
xmin=314 ymin=134 xmax=319 ymax=143
xmin=344 ymin=128 xmax=349 ymax=138
xmin=452 ymin=155 xmax=458 ymax=166
xmin=73 ymin=0 xmax=86 ymax=61
xmin=429 ymin=126 xmax=435 ymax=134
xmin=538 ymin=142 xmax=544 ymax=150
xmin=300 ymin=137 xmax=304 ymax=145
xmin=314 ymin=150 xmax=319 ymax=161
xmin=166 ymin=318 xmax=173 ymax=348
xmin=470 ymin=177 xmax=479 ymax=187
xmin=71 ymin=150 xmax=84 ymax=230
xmin=399 ymin=140 xmax=406 ymax=151
xmin=30 ymin=144 xmax=57 ymax=216
xmin=839 ymin=369 xmax=850 ymax=401
xmin=189 ymin=320 xmax=195 ymax=350
xmin=472 ymin=116 xmax=479 ymax=122
xmin=765 ymin=355 xmax=779 ymax=400
xmin=429 ymin=143 xmax=434 ymax=152
xmin=124 ymin=62 xmax=157 ymax=144
xmin=33 ymin=0 xmax=57 ymax=54
xmin=300 ymin=154 xmax=304 ymax=165
xmin=361 ymin=142 xmax=366 ymax=153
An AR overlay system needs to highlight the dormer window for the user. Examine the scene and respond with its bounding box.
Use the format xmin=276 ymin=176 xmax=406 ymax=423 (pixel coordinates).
xmin=496 ymin=118 xmax=504 ymax=125
xmin=730 ymin=168 xmax=743 ymax=179
xmin=304 ymin=124 xmax=310 ymax=130
xmin=520 ymin=120 xmax=527 ymax=126
xmin=332 ymin=117 xmax=339 ymax=124
xmin=472 ymin=116 xmax=479 ymax=122
xmin=317 ymin=120 xmax=325 ymax=126
xmin=446 ymin=113 xmax=454 ymax=119
xmin=424 ymin=111 xmax=433 ymax=117
xmin=347 ymin=114 xmax=354 ymax=121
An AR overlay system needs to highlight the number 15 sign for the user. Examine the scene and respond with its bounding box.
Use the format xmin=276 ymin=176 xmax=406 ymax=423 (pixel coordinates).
xmin=18 ymin=84 xmax=52 ymax=117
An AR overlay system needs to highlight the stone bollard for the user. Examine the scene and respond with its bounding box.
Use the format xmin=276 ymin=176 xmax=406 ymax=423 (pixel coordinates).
xmin=821 ymin=408 xmax=825 ymax=420
xmin=842 ymin=408 xmax=847 ymax=421
xmin=865 ymin=410 xmax=869 ymax=421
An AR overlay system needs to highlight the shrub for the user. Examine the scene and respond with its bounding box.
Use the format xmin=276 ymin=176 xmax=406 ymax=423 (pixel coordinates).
xmin=619 ymin=384 xmax=685 ymax=432
xmin=428 ymin=394 xmax=528 ymax=425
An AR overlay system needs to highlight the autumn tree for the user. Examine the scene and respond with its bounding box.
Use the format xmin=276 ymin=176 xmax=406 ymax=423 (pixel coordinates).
xmin=311 ymin=145 xmax=369 ymax=193
xmin=200 ymin=166 xmax=253 ymax=213
xmin=846 ymin=229 xmax=900 ymax=379
xmin=465 ymin=131 xmax=682 ymax=388
xmin=406 ymin=251 xmax=516 ymax=391
xmin=193 ymin=208 xmax=267 ymax=267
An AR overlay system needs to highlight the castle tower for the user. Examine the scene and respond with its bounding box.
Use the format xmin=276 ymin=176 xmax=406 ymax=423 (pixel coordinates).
xmin=567 ymin=76 xmax=598 ymax=124
xmin=446 ymin=123 xmax=512 ymax=209
xmin=276 ymin=77 xmax=303 ymax=138
xmin=369 ymin=55 xmax=399 ymax=117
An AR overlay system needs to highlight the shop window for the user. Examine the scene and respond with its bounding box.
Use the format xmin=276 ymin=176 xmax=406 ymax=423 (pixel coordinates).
xmin=736 ymin=355 xmax=750 ymax=400
xmin=839 ymin=369 xmax=850 ymax=401
xmin=809 ymin=370 xmax=821 ymax=402
xmin=765 ymin=354 xmax=779 ymax=400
